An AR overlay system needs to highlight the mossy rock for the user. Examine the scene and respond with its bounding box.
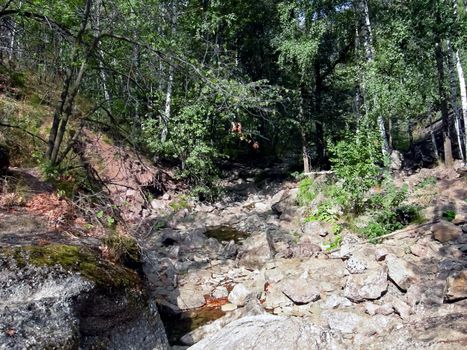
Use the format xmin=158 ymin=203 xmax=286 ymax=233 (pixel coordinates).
xmin=4 ymin=243 xmax=142 ymax=290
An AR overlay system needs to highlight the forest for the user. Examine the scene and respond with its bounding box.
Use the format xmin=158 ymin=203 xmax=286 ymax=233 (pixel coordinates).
xmin=0 ymin=1 xmax=466 ymax=349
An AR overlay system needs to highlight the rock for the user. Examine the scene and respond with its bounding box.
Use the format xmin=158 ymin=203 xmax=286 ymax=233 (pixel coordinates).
xmin=445 ymin=270 xmax=467 ymax=301
xmin=228 ymin=283 xmax=251 ymax=306
xmin=0 ymin=145 xmax=9 ymax=175
xmin=221 ymin=303 xmax=238 ymax=312
xmin=271 ymin=189 xmax=299 ymax=221
xmin=303 ymin=221 xmax=332 ymax=237
xmin=346 ymin=255 xmax=367 ymax=274
xmin=432 ymin=220 xmax=462 ymax=243
xmin=281 ymin=278 xmax=320 ymax=305
xmin=212 ymin=286 xmax=229 ymax=299
xmin=181 ymin=299 xmax=265 ymax=346
xmin=188 ymin=314 xmax=342 ymax=350
xmin=222 ymin=240 xmax=238 ymax=259
xmin=344 ymin=267 xmax=388 ymax=302
xmin=162 ymin=192 xmax=171 ymax=200
xmin=176 ymin=287 xmax=206 ymax=310
xmin=254 ymin=202 xmax=270 ymax=212
xmin=151 ymin=199 xmax=167 ymax=211
xmin=405 ymin=285 xmax=422 ymax=307
xmin=323 ymin=310 xmax=365 ymax=334
xmin=375 ymin=303 xmax=394 ymax=316
xmin=386 ymin=255 xmax=419 ymax=291
xmin=0 ymin=245 xmax=168 ymax=350
xmin=292 ymin=236 xmax=321 ymax=258
xmin=322 ymin=295 xmax=352 ymax=309
xmin=389 ymin=296 xmax=412 ymax=320
xmin=375 ymin=248 xmax=388 ymax=261
xmin=238 ymin=232 xmax=275 ymax=270
xmin=410 ymin=243 xmax=433 ymax=258
xmin=390 ymin=150 xmax=403 ymax=171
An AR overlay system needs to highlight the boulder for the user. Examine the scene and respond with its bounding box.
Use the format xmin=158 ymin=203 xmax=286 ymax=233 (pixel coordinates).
xmin=228 ymin=283 xmax=252 ymax=306
xmin=432 ymin=221 xmax=462 ymax=243
xmin=322 ymin=310 xmax=366 ymax=334
xmin=445 ymin=270 xmax=467 ymax=302
xmin=187 ymin=315 xmax=342 ymax=350
xmin=386 ymin=255 xmax=419 ymax=291
xmin=281 ymin=278 xmax=320 ymax=305
xmin=238 ymin=232 xmax=275 ymax=270
xmin=390 ymin=150 xmax=403 ymax=171
xmin=303 ymin=221 xmax=332 ymax=237
xmin=344 ymin=267 xmax=388 ymax=302
xmin=0 ymin=244 xmax=168 ymax=350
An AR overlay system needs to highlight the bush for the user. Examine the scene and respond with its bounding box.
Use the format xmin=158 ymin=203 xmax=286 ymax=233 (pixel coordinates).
xmin=329 ymin=131 xmax=382 ymax=212
xmin=297 ymin=177 xmax=317 ymax=206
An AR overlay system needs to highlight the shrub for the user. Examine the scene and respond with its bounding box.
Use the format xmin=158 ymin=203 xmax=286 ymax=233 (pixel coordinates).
xmin=297 ymin=177 xmax=317 ymax=206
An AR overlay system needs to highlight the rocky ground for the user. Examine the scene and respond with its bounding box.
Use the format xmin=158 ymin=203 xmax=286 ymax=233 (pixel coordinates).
xmin=137 ymin=164 xmax=467 ymax=349
xmin=0 ymin=162 xmax=466 ymax=349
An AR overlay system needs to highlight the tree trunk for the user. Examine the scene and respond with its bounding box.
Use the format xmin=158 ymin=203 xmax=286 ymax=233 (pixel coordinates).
xmin=314 ymin=61 xmax=326 ymax=166
xmin=455 ymin=49 xmax=467 ymax=164
xmin=434 ymin=30 xmax=454 ymax=167
xmin=161 ymin=3 xmax=176 ymax=143
xmin=358 ymin=0 xmax=390 ymax=157
xmin=447 ymin=39 xmax=465 ymax=162
xmin=299 ymin=87 xmax=310 ymax=173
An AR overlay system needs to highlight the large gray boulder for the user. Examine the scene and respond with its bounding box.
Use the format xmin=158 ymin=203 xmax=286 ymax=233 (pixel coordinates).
xmin=188 ymin=315 xmax=342 ymax=350
xmin=0 ymin=244 xmax=169 ymax=350
xmin=238 ymin=232 xmax=275 ymax=270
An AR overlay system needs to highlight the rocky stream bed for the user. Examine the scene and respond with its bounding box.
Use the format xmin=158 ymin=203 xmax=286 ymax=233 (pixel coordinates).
xmin=0 ymin=165 xmax=466 ymax=349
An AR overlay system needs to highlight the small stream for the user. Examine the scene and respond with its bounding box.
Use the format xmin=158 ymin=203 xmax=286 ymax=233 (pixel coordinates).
xmin=154 ymin=226 xmax=248 ymax=345
xmin=204 ymin=226 xmax=249 ymax=243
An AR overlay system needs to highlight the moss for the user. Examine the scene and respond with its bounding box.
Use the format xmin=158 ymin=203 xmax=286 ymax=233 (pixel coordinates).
xmin=4 ymin=244 xmax=141 ymax=289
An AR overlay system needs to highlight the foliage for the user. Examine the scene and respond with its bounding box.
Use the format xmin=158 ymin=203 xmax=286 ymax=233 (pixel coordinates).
xmin=442 ymin=209 xmax=456 ymax=222
xmin=297 ymin=177 xmax=317 ymax=206
xmin=329 ymin=128 xmax=383 ymax=213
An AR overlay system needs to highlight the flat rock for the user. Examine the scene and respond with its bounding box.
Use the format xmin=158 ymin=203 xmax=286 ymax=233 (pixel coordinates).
xmin=188 ymin=315 xmax=342 ymax=350
xmin=228 ymin=283 xmax=251 ymax=306
xmin=323 ymin=310 xmax=365 ymax=334
xmin=281 ymin=278 xmax=320 ymax=305
xmin=344 ymin=267 xmax=388 ymax=302
xmin=386 ymin=255 xmax=419 ymax=291
xmin=432 ymin=220 xmax=462 ymax=243
xmin=445 ymin=270 xmax=467 ymax=301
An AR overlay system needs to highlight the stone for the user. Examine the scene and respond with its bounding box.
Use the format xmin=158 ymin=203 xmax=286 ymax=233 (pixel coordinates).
xmin=410 ymin=243 xmax=433 ymax=258
xmin=238 ymin=232 xmax=275 ymax=270
xmin=405 ymin=285 xmax=422 ymax=307
xmin=344 ymin=267 xmax=388 ymax=302
xmin=162 ymin=193 xmax=171 ymax=200
xmin=323 ymin=310 xmax=365 ymax=334
xmin=254 ymin=202 xmax=270 ymax=212
xmin=188 ymin=314 xmax=342 ymax=350
xmin=212 ymin=286 xmax=229 ymax=299
xmin=221 ymin=303 xmax=238 ymax=312
xmin=375 ymin=248 xmax=388 ymax=261
xmin=386 ymin=255 xmax=419 ymax=291
xmin=0 ymin=246 xmax=168 ymax=350
xmin=390 ymin=150 xmax=403 ymax=171
xmin=281 ymin=278 xmax=320 ymax=305
xmin=176 ymin=287 xmax=206 ymax=310
xmin=303 ymin=221 xmax=332 ymax=237
xmin=346 ymin=256 xmax=367 ymax=274
xmin=292 ymin=236 xmax=321 ymax=258
xmin=322 ymin=295 xmax=352 ymax=309
xmin=375 ymin=303 xmax=394 ymax=316
xmin=445 ymin=270 xmax=467 ymax=301
xmin=432 ymin=220 xmax=462 ymax=243
xmin=228 ymin=283 xmax=251 ymax=306
xmin=389 ymin=296 xmax=411 ymax=320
